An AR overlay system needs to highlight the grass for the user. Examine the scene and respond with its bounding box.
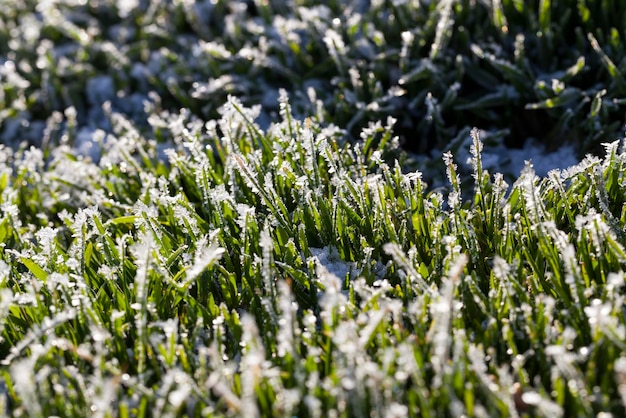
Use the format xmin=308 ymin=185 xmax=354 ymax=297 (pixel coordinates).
xmin=1 ymin=0 xmax=626 ymax=417
xmin=2 ymin=0 xmax=626 ymax=159
xmin=1 ymin=97 xmax=626 ymax=416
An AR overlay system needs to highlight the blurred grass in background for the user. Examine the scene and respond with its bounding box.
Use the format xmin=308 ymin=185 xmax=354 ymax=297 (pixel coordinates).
xmin=1 ymin=0 xmax=625 ymax=159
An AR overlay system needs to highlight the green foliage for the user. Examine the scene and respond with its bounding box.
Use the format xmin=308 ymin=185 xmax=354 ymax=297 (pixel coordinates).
xmin=0 ymin=96 xmax=625 ymax=416
xmin=2 ymin=1 xmax=626 ymax=416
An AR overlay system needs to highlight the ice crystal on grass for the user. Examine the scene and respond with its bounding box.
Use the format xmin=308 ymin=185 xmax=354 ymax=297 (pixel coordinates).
xmin=11 ymin=358 xmax=42 ymax=417
xmin=383 ymin=243 xmax=432 ymax=295
xmin=429 ymin=254 xmax=466 ymax=389
xmin=240 ymin=315 xmax=263 ymax=418
xmin=183 ymin=231 xmax=224 ymax=286
xmin=517 ymin=162 xmax=546 ymax=224
xmin=323 ymin=29 xmax=347 ymax=74
xmin=585 ymin=299 xmax=615 ymax=336
xmin=260 ymin=224 xmax=275 ymax=298
xmin=34 ymin=226 xmax=57 ymax=258
xmin=129 ymin=229 xmax=155 ymax=376
xmin=616 ymin=357 xmax=626 ymax=408
xmin=275 ymin=280 xmax=298 ymax=359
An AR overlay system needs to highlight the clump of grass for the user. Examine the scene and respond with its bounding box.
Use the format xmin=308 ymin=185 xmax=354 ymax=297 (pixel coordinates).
xmin=0 ymin=95 xmax=625 ymax=416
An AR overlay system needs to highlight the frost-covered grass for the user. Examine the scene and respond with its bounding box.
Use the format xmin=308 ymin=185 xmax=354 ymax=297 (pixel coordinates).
xmin=3 ymin=0 xmax=626 ymax=417
xmin=1 ymin=96 xmax=626 ymax=416
xmin=2 ymin=0 xmax=626 ymax=161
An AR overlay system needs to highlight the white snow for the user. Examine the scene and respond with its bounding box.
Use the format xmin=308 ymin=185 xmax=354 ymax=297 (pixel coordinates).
xmin=309 ymin=246 xmax=357 ymax=280
xmin=504 ymin=139 xmax=579 ymax=178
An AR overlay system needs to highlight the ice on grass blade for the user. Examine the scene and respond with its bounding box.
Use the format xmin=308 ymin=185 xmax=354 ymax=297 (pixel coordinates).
xmin=275 ymin=280 xmax=298 ymax=359
xmin=219 ymin=96 xmax=262 ymax=143
xmin=33 ymin=226 xmax=58 ymax=265
xmin=208 ymin=183 xmax=235 ymax=207
xmin=357 ymin=307 xmax=387 ymax=350
xmin=315 ymin=261 xmax=348 ymax=324
xmin=517 ymin=161 xmax=545 ymax=223
xmin=468 ymin=128 xmax=486 ymax=186
xmin=260 ymin=223 xmax=275 ymax=298
xmin=516 ymin=389 xmax=564 ymax=418
xmin=319 ymin=136 xmax=343 ymax=179
xmin=584 ymin=299 xmax=614 ymax=336
xmin=492 ymin=256 xmax=512 ymax=290
xmin=443 ymin=151 xmax=461 ymax=206
xmin=400 ymin=30 xmax=415 ymax=70
xmin=402 ymin=169 xmax=423 ymax=190
xmin=542 ymin=221 xmax=578 ymax=275
xmin=545 ymin=346 xmax=589 ymax=415
xmin=575 ymin=208 xmax=625 ymax=261
xmin=299 ymin=116 xmax=318 ymax=175
xmin=303 ymin=389 xmax=322 ymax=418
xmin=334 ymin=320 xmax=360 ymax=359
xmin=235 ymin=203 xmax=256 ymax=230
xmin=430 ymin=0 xmax=455 ymax=60
xmin=181 ymin=126 xmax=210 ymax=165
xmin=18 ymin=147 xmax=44 ymax=180
xmin=492 ymin=172 xmax=509 ymax=198
xmin=240 ymin=315 xmax=263 ymax=418
xmin=590 ymin=164 xmax=626 ymax=241
xmin=66 ymin=206 xmax=100 ymax=239
xmin=428 ymin=254 xmax=466 ymax=389
xmin=181 ymin=230 xmax=224 ymax=289
xmin=232 ymin=153 xmax=260 ymax=194
xmin=88 ymin=348 xmax=121 ymax=418
xmin=11 ymin=357 xmax=42 ymax=417
xmin=0 ymin=198 xmax=21 ymax=230
xmin=153 ymin=368 xmax=193 ymax=417
xmin=0 ymin=287 xmax=12 ymax=343
xmin=129 ymin=229 xmax=156 ymax=376
xmin=3 ymin=308 xmax=77 ymax=366
xmin=467 ymin=344 xmax=497 ymax=392
xmin=615 ymin=357 xmax=626 ymax=408
xmin=323 ymin=28 xmax=348 ymax=74
xmin=584 ymin=298 xmax=626 ymax=348
xmin=383 ymin=243 xmax=432 ymax=295
xmin=442 ymin=235 xmax=465 ymax=271
xmin=559 ymin=154 xmax=602 ymax=180
xmin=167 ymin=196 xmax=199 ymax=237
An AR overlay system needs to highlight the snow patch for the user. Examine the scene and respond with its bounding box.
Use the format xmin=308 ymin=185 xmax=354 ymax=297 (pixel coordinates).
xmin=309 ymin=246 xmax=356 ymax=280
xmin=505 ymin=140 xmax=579 ymax=177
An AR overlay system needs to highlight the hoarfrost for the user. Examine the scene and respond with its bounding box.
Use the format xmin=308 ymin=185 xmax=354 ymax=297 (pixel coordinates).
xmin=309 ymin=246 xmax=356 ymax=282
